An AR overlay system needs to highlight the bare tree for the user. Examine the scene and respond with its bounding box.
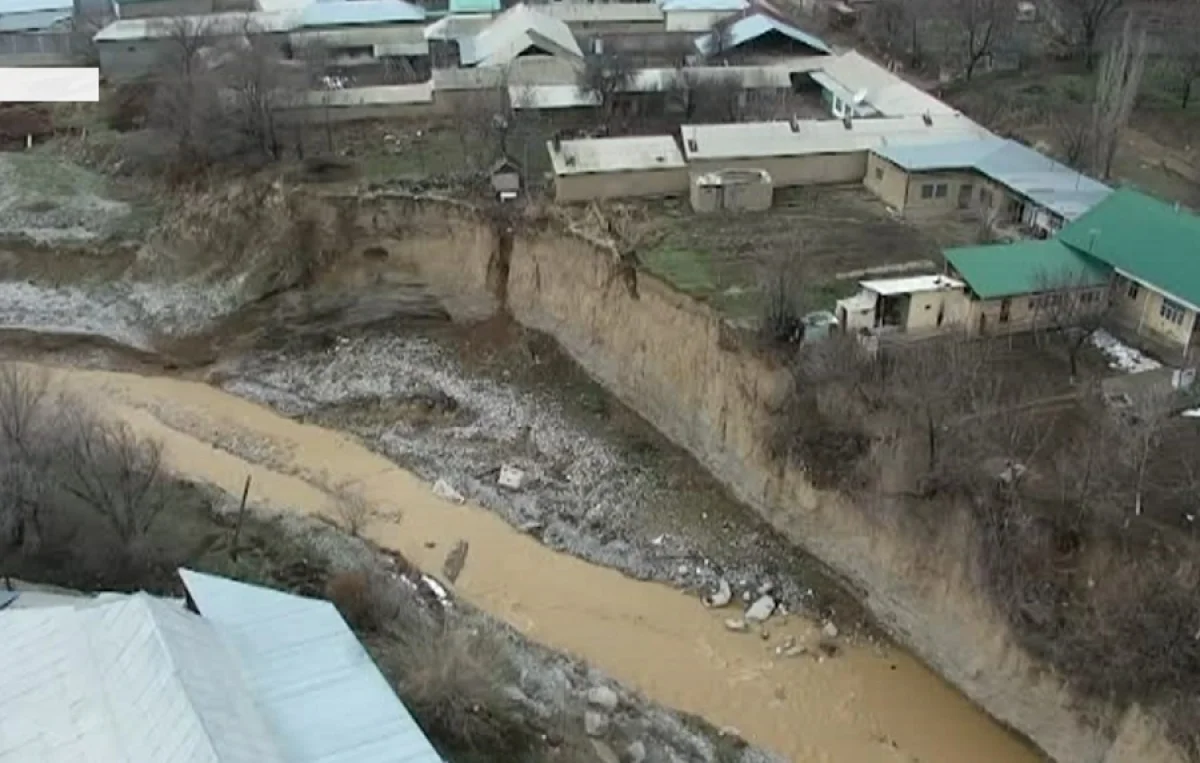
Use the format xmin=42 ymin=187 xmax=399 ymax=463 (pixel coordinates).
xmin=295 ymin=39 xmax=336 ymax=155
xmin=940 ymin=0 xmax=1015 ymax=80
xmin=149 ymin=16 xmax=219 ymax=166
xmin=1031 ymin=267 xmax=1110 ymax=380
xmin=1088 ymin=15 xmax=1146 ymax=179
xmin=219 ymin=21 xmax=307 ymax=162
xmin=1051 ymin=104 xmax=1093 ymax=169
xmin=703 ymin=22 xmax=738 ymax=63
xmin=577 ymin=51 xmax=636 ymax=130
xmin=1162 ymin=3 xmax=1200 ymax=109
xmin=682 ymin=70 xmax=743 ymax=122
xmin=1109 ymin=389 xmax=1174 ymax=519
xmin=333 ymin=483 xmax=374 ymax=537
xmin=1056 ymin=0 xmax=1130 ymax=68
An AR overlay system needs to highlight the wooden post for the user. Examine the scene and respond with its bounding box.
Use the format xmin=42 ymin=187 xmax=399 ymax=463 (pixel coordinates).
xmin=230 ymin=475 xmax=252 ymax=560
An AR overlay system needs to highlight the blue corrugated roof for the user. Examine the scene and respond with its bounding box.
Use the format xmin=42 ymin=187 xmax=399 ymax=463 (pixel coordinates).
xmin=695 ymin=12 xmax=831 ymax=56
xmin=0 ymin=7 xmax=68 ymax=30
xmin=179 ymin=569 xmax=445 ymax=763
xmin=300 ymin=0 xmax=424 ymax=27
xmin=874 ymin=137 xmax=1111 ymax=221
xmin=449 ymin=0 xmax=499 ymax=14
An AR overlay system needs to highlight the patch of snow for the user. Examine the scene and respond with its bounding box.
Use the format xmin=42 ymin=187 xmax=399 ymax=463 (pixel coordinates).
xmin=1090 ymin=329 xmax=1162 ymax=374
xmin=0 ymin=281 xmax=149 ymax=348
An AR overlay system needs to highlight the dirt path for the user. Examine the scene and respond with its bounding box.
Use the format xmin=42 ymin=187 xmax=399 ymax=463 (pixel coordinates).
xmin=46 ymin=363 xmax=1042 ymax=763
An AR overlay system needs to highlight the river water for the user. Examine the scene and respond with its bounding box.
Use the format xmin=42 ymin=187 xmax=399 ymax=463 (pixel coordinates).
xmin=32 ymin=361 xmax=1042 ymax=763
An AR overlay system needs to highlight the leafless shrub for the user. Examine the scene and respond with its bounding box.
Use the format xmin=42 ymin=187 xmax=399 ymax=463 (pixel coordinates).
xmin=381 ymin=620 xmax=536 ymax=759
xmin=1056 ymin=0 xmax=1131 ymax=69
xmin=1030 ymin=267 xmax=1110 ymax=380
xmin=577 ymin=50 xmax=636 ymax=129
xmin=327 ymin=567 xmax=431 ymax=634
xmin=332 ymin=484 xmax=374 ymax=537
xmin=1088 ymin=16 xmax=1146 ymax=179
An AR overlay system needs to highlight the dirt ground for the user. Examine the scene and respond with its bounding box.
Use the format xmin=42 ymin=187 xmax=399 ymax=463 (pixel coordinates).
xmin=639 ymin=185 xmax=982 ymax=320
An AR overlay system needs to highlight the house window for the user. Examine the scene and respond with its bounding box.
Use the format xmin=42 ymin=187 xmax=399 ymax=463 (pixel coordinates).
xmin=934 ymin=183 xmax=949 ymax=198
xmin=1160 ymin=298 xmax=1188 ymax=326
xmin=875 ymin=167 xmax=884 ymax=181
xmin=961 ymin=183 xmax=973 ymax=196
xmin=1126 ymin=281 xmax=1140 ymax=300
xmin=921 ymin=184 xmax=934 ymax=199
xmin=979 ymin=187 xmax=993 ymax=207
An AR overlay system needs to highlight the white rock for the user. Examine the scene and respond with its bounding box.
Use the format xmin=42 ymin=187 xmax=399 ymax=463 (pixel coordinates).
xmin=703 ymin=579 xmax=733 ymax=608
xmin=432 ymin=478 xmax=465 ymax=504
xmin=724 ymin=618 xmax=748 ymax=632
xmin=744 ymin=595 xmax=776 ymax=623
xmin=626 ymin=740 xmax=648 ymax=763
xmin=584 ymin=710 xmax=610 ymax=737
xmin=757 ymin=580 xmax=774 ymax=595
xmin=742 ymin=591 xmax=753 ymax=602
xmin=498 ymin=464 xmax=526 ymax=490
xmin=586 ymin=686 xmax=619 ymax=712
xmin=822 ymin=621 xmax=839 ymax=639
xmin=591 ymin=740 xmax=620 ymax=763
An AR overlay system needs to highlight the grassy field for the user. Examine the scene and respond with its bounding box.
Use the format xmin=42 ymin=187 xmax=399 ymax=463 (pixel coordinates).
xmin=639 ymin=186 xmax=981 ymax=321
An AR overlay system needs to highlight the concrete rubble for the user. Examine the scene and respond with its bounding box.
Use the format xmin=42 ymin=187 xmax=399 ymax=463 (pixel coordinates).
xmin=587 ymin=685 xmax=620 ymax=712
xmin=744 ymin=595 xmax=776 ymax=623
xmin=584 ymin=710 xmax=610 ymax=737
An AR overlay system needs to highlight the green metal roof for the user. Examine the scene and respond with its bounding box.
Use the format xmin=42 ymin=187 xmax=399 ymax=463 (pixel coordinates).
xmin=448 ymin=0 xmax=500 ymax=13
xmin=944 ymin=239 xmax=1111 ymax=300
xmin=1059 ymin=188 xmax=1200 ymax=309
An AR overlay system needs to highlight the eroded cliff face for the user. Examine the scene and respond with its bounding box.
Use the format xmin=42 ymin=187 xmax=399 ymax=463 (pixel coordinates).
xmin=289 ymin=190 xmax=1187 ymax=763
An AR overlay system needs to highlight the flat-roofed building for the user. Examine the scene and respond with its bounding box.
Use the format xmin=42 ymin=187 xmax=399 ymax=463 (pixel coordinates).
xmin=547 ymin=134 xmax=688 ymax=202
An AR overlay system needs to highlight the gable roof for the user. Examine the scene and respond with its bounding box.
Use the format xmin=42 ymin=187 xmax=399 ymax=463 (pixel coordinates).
xmin=300 ymin=0 xmax=425 ymax=28
xmin=178 ymin=569 xmax=443 ymax=763
xmin=1059 ymin=189 xmax=1200 ymax=310
xmin=874 ymin=136 xmax=1112 ymax=221
xmin=694 ymin=10 xmax=831 ymax=56
xmin=811 ymin=50 xmax=958 ymax=118
xmin=0 ymin=593 xmax=284 ymax=763
xmin=944 ymin=239 xmax=1112 ymax=300
xmin=458 ymin=3 xmax=581 ymax=67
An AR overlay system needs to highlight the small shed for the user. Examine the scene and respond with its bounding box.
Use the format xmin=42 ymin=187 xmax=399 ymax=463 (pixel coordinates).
xmin=835 ymin=274 xmax=967 ymax=334
xmin=690 ymin=168 xmax=772 ymax=213
xmin=490 ymin=156 xmax=521 ymax=200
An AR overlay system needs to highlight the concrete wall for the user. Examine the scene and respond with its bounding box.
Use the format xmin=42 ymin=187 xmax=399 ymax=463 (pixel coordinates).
xmin=904 ymin=288 xmax=969 ymax=332
xmin=965 ymin=288 xmax=1109 ymax=336
xmin=1111 ymin=275 xmax=1199 ymax=353
xmin=689 ymin=151 xmax=866 ymax=188
xmin=864 ymin=155 xmax=1015 ymax=220
xmin=99 ymin=30 xmax=288 ymax=81
xmin=0 ymin=31 xmax=79 ymax=65
xmin=863 ymin=152 xmax=910 ymax=209
xmin=290 ymin=24 xmax=425 ymax=51
xmin=664 ymin=10 xmax=738 ymax=31
xmin=900 ymin=169 xmax=981 ymax=217
xmin=554 ymin=166 xmax=689 ymax=202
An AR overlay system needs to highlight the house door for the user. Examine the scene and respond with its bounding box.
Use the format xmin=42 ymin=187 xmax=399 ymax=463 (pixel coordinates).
xmin=957 ymin=184 xmax=973 ymax=209
xmin=999 ymin=298 xmax=1011 ymax=324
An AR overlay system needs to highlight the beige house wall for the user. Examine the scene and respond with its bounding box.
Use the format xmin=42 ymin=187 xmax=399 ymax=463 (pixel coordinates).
xmin=964 ymin=289 xmax=1109 ymax=337
xmin=554 ymin=167 xmax=689 ymax=202
xmin=1111 ymin=275 xmax=1199 ymax=352
xmin=862 ymin=153 xmax=909 ymax=209
xmin=905 ymin=289 xmax=970 ymax=331
xmin=688 ymin=152 xmax=866 ymax=188
xmin=899 ymin=169 xmax=982 ymax=217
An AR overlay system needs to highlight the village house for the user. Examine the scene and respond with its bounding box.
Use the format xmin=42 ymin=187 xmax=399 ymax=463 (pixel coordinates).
xmin=680 ymin=113 xmax=988 ymax=188
xmin=0 ymin=569 xmax=444 ymax=763
xmin=456 ymin=3 xmax=582 ymax=69
xmin=547 ymin=134 xmax=688 ymax=202
xmin=863 ymin=136 xmax=1111 ymax=236
xmin=694 ymin=7 xmax=831 ymax=62
xmin=808 ymin=50 xmax=961 ymax=119
xmin=0 ymin=0 xmax=73 ymax=32
xmin=835 ymin=274 xmax=968 ymax=335
xmin=542 ymin=1 xmax=665 ymax=38
xmin=659 ymin=0 xmax=747 ymax=32
xmin=288 ymin=0 xmax=428 ymax=75
xmin=943 ymin=238 xmax=1111 ymax=336
xmin=942 ymin=190 xmax=1200 ymax=364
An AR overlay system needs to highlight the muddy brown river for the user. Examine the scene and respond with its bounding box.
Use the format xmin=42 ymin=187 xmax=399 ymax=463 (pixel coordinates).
xmin=28 ymin=361 xmax=1042 ymax=763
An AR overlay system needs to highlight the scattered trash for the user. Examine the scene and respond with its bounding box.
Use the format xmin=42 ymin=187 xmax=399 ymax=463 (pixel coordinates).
xmin=433 ymin=478 xmax=465 ymax=504
xmin=703 ymin=579 xmax=733 ymax=608
xmin=745 ymin=595 xmax=776 ymax=623
xmin=420 ymin=575 xmax=452 ymax=609
xmin=498 ymin=464 xmax=526 ymax=490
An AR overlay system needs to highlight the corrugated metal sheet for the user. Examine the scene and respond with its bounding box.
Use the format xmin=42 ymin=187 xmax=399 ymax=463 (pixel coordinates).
xmin=660 ymin=0 xmax=746 ymax=12
xmin=0 ymin=594 xmax=284 ymax=763
xmin=694 ymin=12 xmax=831 ymax=56
xmin=681 ymin=115 xmax=991 ymax=161
xmin=179 ymin=569 xmax=445 ymax=763
xmin=548 ymin=134 xmax=685 ymax=175
xmin=874 ymin=137 xmax=1111 ymax=221
xmin=299 ymin=0 xmax=424 ymax=28
xmin=0 ymin=0 xmax=70 ymax=15
xmin=813 ymin=50 xmax=956 ymax=117
xmin=0 ymin=9 xmax=70 ymax=31
xmin=459 ymin=4 xmax=581 ymax=66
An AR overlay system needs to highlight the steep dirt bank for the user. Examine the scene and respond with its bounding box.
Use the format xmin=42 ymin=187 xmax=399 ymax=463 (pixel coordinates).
xmin=316 ymin=190 xmax=1188 ymax=763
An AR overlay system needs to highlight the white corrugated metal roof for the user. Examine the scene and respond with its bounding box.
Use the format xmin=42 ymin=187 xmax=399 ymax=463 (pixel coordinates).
xmin=423 ymin=13 xmax=490 ymax=40
xmin=659 ymin=0 xmax=747 ymax=12
xmin=459 ymin=3 xmax=581 ymax=67
xmin=860 ymin=274 xmax=964 ymax=295
xmin=681 ymin=115 xmax=990 ymax=161
xmin=548 ymin=134 xmax=685 ymax=175
xmin=695 ymin=11 xmax=832 ymax=56
xmin=94 ymin=10 xmax=298 ymax=41
xmin=541 ymin=1 xmax=663 ymax=24
xmin=0 ymin=593 xmax=284 ymax=763
xmin=813 ymin=51 xmax=958 ymax=117
xmin=179 ymin=569 xmax=444 ymax=763
xmin=629 ymin=59 xmax=825 ymax=91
